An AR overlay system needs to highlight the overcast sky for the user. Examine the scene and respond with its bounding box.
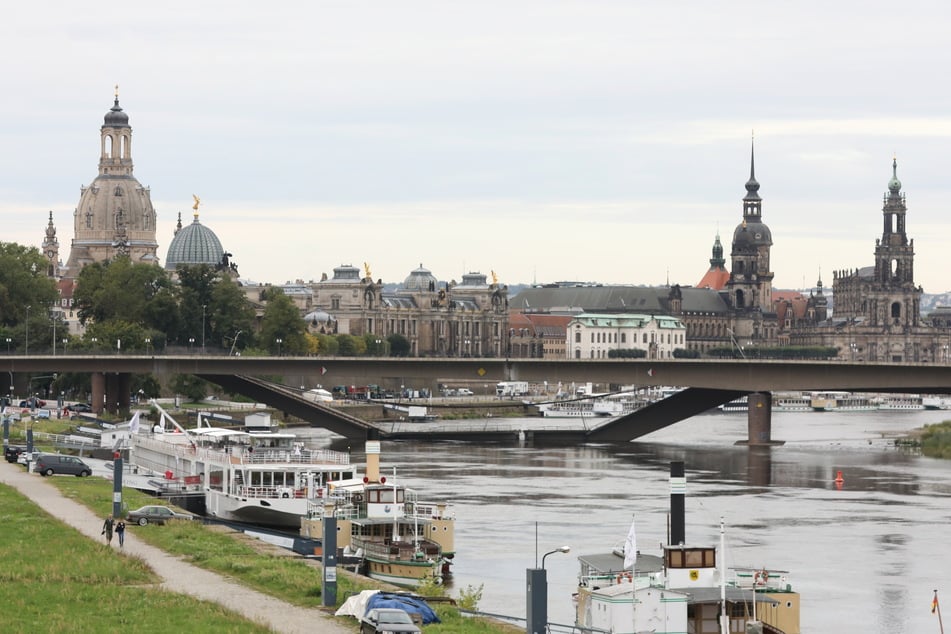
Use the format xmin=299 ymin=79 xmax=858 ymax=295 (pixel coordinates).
xmin=3 ymin=1 xmax=951 ymax=292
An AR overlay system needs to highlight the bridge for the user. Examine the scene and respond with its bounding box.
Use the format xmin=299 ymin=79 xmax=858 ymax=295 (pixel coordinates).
xmin=6 ymin=355 xmax=951 ymax=444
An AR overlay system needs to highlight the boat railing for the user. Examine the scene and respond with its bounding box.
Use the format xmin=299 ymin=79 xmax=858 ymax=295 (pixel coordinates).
xmin=355 ymin=537 xmax=441 ymax=561
xmin=133 ymin=434 xmax=349 ymax=466
xmin=407 ymin=501 xmax=455 ymax=520
xmin=238 ymin=485 xmax=308 ymax=500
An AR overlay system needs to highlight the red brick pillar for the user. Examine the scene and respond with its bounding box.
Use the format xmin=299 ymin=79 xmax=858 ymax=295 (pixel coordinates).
xmin=91 ymin=373 xmax=106 ymax=414
xmin=746 ymin=391 xmax=773 ymax=446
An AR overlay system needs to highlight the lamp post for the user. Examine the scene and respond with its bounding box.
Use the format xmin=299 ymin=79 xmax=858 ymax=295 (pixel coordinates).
xmin=5 ymin=338 xmax=10 ymax=354
xmin=188 ymin=337 xmax=195 ymax=353
xmin=25 ymin=305 xmax=30 ymax=355
xmin=62 ymin=338 xmax=68 ymax=355
xmin=91 ymin=337 xmax=98 ymax=353
xmin=145 ymin=338 xmax=152 ymax=356
xmin=229 ymin=330 xmax=242 ymax=357
xmin=201 ymin=304 xmax=207 ymax=354
xmin=276 ymin=338 xmax=283 ymax=357
xmin=527 ymin=545 xmax=571 ymax=634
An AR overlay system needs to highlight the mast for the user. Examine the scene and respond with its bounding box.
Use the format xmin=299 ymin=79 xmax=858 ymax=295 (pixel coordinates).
xmin=720 ymin=517 xmax=727 ymax=634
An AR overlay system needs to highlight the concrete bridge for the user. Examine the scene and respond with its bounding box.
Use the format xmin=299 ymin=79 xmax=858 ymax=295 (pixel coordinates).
xmin=7 ymin=355 xmax=951 ymax=444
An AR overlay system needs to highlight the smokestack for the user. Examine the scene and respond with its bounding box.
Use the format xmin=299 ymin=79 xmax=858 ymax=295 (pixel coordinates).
xmin=670 ymin=461 xmax=686 ymax=546
xmin=365 ymin=440 xmax=381 ymax=483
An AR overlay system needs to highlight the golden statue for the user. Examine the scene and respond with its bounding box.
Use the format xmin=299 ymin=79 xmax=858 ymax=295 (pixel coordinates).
xmin=364 ymin=262 xmax=372 ymax=279
xmin=192 ymin=194 xmax=201 ymax=211
xmin=491 ymin=270 xmax=498 ymax=285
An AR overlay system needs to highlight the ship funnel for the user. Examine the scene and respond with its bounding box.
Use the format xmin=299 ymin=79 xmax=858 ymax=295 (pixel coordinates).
xmin=365 ymin=440 xmax=381 ymax=483
xmin=670 ymin=461 xmax=686 ymax=545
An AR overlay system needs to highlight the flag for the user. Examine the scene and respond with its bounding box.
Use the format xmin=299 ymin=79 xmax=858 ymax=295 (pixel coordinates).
xmin=647 ymin=368 xmax=654 ymax=377
xmin=128 ymin=411 xmax=140 ymax=434
xmin=623 ymin=516 xmax=637 ymax=569
xmin=933 ymin=593 xmax=939 ymax=614
xmin=320 ymin=366 xmax=328 ymax=375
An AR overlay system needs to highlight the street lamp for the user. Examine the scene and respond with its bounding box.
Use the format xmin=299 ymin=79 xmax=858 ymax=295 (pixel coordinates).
xmin=25 ymin=305 xmax=30 ymax=355
xmin=528 ymin=546 xmax=571 ymax=634
xmin=62 ymin=338 xmax=68 ymax=354
xmin=188 ymin=337 xmax=195 ymax=353
xmin=90 ymin=337 xmax=98 ymax=353
xmin=145 ymin=337 xmax=152 ymax=355
xmin=201 ymin=304 xmax=207 ymax=354
xmin=276 ymin=338 xmax=283 ymax=356
xmin=542 ymin=545 xmax=571 ymax=569
xmin=229 ymin=330 xmax=243 ymax=357
xmin=5 ymin=338 xmax=10 ymax=354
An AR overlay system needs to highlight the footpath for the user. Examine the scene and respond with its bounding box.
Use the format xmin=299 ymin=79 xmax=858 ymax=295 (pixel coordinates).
xmin=0 ymin=460 xmax=353 ymax=634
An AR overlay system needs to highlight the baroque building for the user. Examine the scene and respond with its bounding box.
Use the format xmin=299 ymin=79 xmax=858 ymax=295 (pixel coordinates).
xmin=62 ymin=91 xmax=160 ymax=277
xmin=244 ymin=264 xmax=511 ymax=357
xmin=793 ymin=159 xmax=941 ymax=362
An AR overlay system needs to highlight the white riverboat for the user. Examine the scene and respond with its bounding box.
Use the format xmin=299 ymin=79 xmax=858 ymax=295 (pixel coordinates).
xmin=809 ymin=391 xmax=878 ymax=412
xmin=878 ymin=394 xmax=925 ymax=411
xmin=301 ymin=440 xmax=455 ymax=587
xmin=128 ymin=403 xmax=358 ymax=528
xmin=537 ymin=392 xmax=646 ymax=418
xmin=923 ymin=395 xmax=951 ymax=410
xmin=575 ymin=463 xmax=800 ymax=634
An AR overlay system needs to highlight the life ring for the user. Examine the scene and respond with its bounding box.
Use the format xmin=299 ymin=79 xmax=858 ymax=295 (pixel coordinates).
xmin=754 ymin=569 xmax=769 ymax=585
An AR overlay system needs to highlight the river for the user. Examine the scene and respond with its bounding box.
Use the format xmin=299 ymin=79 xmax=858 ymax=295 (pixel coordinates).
xmin=302 ymin=408 xmax=951 ymax=633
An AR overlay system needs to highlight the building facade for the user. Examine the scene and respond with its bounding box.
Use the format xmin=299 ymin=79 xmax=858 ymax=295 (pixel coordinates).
xmin=62 ymin=93 xmax=160 ymax=278
xmin=792 ymin=159 xmax=943 ymax=362
xmin=567 ymin=313 xmax=686 ymax=359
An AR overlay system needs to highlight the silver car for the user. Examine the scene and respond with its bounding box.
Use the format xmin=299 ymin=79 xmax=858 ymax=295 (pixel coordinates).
xmin=125 ymin=505 xmax=194 ymax=526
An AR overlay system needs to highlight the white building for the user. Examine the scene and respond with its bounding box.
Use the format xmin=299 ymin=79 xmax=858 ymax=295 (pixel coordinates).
xmin=567 ymin=313 xmax=686 ymax=359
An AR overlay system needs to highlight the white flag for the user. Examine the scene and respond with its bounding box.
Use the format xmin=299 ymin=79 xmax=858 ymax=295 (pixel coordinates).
xmin=623 ymin=516 xmax=637 ymax=569
xmin=128 ymin=411 xmax=141 ymax=434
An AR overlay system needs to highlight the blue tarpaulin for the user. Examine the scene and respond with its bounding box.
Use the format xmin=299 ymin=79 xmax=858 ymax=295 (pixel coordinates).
xmin=366 ymin=592 xmax=441 ymax=624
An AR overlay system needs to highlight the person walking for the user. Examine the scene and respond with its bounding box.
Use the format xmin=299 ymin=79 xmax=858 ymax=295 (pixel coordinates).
xmin=115 ymin=519 xmax=126 ymax=548
xmin=101 ymin=515 xmax=114 ymax=544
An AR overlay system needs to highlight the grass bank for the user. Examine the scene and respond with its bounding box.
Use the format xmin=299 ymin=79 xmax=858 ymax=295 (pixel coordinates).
xmin=50 ymin=476 xmax=520 ymax=633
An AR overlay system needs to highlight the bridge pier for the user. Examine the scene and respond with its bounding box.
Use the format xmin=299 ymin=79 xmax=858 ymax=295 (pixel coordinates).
xmin=738 ymin=392 xmax=784 ymax=446
xmin=94 ymin=372 xmax=132 ymax=416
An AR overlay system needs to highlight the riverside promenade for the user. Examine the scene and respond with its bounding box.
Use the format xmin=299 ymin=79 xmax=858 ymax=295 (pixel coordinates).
xmin=0 ymin=460 xmax=352 ymax=634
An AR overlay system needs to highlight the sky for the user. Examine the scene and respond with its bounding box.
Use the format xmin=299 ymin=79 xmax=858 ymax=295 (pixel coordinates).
xmin=3 ymin=1 xmax=951 ymax=292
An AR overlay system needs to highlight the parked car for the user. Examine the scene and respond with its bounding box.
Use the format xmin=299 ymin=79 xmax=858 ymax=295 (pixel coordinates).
xmin=456 ymin=388 xmax=474 ymax=396
xmin=4 ymin=445 xmax=27 ymax=463
xmin=360 ymin=608 xmax=421 ymax=634
xmin=34 ymin=454 xmax=92 ymax=477
xmin=63 ymin=403 xmax=93 ymax=414
xmin=18 ymin=397 xmax=46 ymax=409
xmin=126 ymin=505 xmax=194 ymax=526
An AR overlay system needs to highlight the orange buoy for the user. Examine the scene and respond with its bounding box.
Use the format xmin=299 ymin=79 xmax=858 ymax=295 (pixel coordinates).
xmin=834 ymin=470 xmax=844 ymax=483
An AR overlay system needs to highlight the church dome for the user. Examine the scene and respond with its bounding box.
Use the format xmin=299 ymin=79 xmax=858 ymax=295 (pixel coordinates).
xmin=165 ymin=214 xmax=225 ymax=270
xmin=732 ymin=221 xmax=772 ymax=249
xmin=403 ymin=264 xmax=437 ymax=291
xmin=104 ymin=98 xmax=130 ymax=128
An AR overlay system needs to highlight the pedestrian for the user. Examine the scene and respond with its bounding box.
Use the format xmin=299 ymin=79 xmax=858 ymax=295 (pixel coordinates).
xmin=101 ymin=515 xmax=114 ymax=544
xmin=115 ymin=519 xmax=126 ymax=547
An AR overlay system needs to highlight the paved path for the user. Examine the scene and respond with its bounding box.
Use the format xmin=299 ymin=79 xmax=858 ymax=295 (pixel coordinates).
xmin=0 ymin=460 xmax=353 ymax=634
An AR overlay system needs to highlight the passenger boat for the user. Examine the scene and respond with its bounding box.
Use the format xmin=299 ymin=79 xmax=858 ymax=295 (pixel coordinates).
xmin=300 ymin=440 xmax=455 ymax=587
xmin=128 ymin=402 xmax=358 ymax=528
xmin=718 ymin=392 xmax=812 ymax=413
xmin=575 ymin=462 xmax=800 ymax=634
xmin=537 ymin=393 xmax=645 ymax=418
xmin=878 ymin=394 xmax=924 ymax=411
xmin=923 ymin=395 xmax=951 ymax=410
xmin=809 ymin=391 xmax=878 ymax=412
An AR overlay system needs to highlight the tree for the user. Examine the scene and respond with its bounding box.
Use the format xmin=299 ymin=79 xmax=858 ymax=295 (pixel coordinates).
xmin=258 ymin=289 xmax=307 ymax=355
xmin=0 ymin=242 xmax=58 ymax=350
xmin=170 ymin=374 xmax=210 ymax=402
xmin=73 ymin=257 xmax=180 ymax=332
xmin=209 ymin=275 xmax=256 ymax=351
xmin=387 ymin=333 xmax=411 ymax=357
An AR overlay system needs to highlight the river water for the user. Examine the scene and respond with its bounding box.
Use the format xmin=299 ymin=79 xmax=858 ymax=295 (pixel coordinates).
xmin=303 ymin=409 xmax=951 ymax=633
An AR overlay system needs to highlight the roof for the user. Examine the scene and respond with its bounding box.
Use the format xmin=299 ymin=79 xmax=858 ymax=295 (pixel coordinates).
xmin=510 ymin=285 xmax=729 ymax=315
xmin=697 ymin=267 xmax=730 ymax=290
xmin=577 ymin=552 xmax=664 ymax=575
xmin=165 ymin=216 xmax=225 ymax=270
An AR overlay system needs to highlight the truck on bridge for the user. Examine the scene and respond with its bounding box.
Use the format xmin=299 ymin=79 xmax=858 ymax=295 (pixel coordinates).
xmin=496 ymin=381 xmax=529 ymax=397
